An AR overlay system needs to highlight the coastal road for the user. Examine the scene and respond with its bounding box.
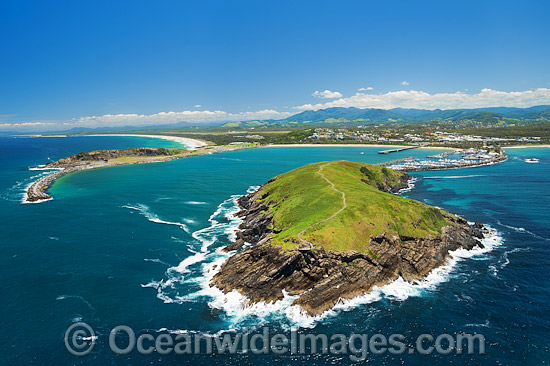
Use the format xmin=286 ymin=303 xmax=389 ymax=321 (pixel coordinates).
xmin=297 ymin=162 xmax=347 ymax=249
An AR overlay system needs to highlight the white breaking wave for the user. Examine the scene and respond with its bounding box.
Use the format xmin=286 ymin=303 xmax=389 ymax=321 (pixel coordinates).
xmin=21 ymin=177 xmax=56 ymax=204
xmin=203 ymin=226 xmax=503 ymax=329
xmin=56 ymin=295 xmax=96 ymax=313
xmin=219 ymin=157 xmax=243 ymax=162
xmin=153 ymin=197 xmax=173 ymax=202
xmin=502 ymin=247 xmax=528 ymax=267
xmin=398 ymin=177 xmax=418 ymax=193
xmin=167 ymin=193 xmax=243 ymax=275
xmin=6 ymin=171 xmax=55 ymax=204
xmin=141 ymin=280 xmax=178 ymax=304
xmin=28 ymin=166 xmax=64 ymax=171
xmin=146 ymin=186 xmax=503 ymax=330
xmin=185 ymin=201 xmax=208 ymax=205
xmin=169 ymin=251 xmax=209 ymax=274
xmin=465 ymin=319 xmax=490 ymax=328
xmin=490 ymin=246 xmax=529 ymax=277
xmin=122 ymin=204 xmax=190 ymax=233
xmin=148 ymin=187 xmax=258 ymax=307
xmin=144 ymin=258 xmax=171 ymax=266
xmin=424 ymin=175 xmax=486 ymax=179
xmin=496 ymin=220 xmax=550 ymax=242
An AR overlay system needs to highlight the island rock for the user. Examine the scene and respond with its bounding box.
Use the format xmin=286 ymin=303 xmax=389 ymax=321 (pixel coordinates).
xmin=211 ymin=161 xmax=484 ymax=316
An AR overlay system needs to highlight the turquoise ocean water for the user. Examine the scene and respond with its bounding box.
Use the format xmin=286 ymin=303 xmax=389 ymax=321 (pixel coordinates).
xmin=0 ymin=136 xmax=549 ymax=364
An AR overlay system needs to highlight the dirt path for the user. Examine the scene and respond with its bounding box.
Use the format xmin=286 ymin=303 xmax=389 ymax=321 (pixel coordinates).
xmin=297 ymin=162 xmax=347 ymax=249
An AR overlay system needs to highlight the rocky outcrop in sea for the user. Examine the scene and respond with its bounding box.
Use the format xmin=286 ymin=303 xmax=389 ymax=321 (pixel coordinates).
xmin=211 ymin=178 xmax=485 ymax=316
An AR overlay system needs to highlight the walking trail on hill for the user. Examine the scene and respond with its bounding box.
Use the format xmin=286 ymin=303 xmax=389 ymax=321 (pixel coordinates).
xmin=297 ymin=162 xmax=347 ymax=249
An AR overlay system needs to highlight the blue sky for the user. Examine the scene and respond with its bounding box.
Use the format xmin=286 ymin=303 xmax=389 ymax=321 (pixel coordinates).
xmin=1 ymin=0 xmax=550 ymax=130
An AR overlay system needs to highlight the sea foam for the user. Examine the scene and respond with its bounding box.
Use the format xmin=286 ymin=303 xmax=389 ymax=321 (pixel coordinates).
xmin=397 ymin=177 xmax=418 ymax=193
xmin=424 ymin=174 xmax=486 ymax=179
xmin=147 ymin=187 xmax=504 ymax=330
xmin=148 ymin=188 xmax=255 ymax=306
xmin=122 ymin=204 xmax=190 ymax=233
xmin=202 ymin=225 xmax=503 ymax=330
xmin=496 ymin=220 xmax=550 ymax=242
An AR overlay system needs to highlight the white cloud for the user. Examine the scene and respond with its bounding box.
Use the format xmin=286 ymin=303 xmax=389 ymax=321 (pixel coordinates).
xmin=296 ymin=88 xmax=550 ymax=111
xmin=4 ymin=88 xmax=550 ymax=132
xmin=312 ymin=90 xmax=343 ymax=99
xmin=69 ymin=109 xmax=292 ymax=128
xmin=233 ymin=109 xmax=293 ymax=121
xmin=193 ymin=104 xmax=201 ymax=108
xmin=400 ymin=81 xmax=410 ymax=86
xmin=0 ymin=122 xmax=55 ymax=129
xmin=358 ymin=87 xmax=374 ymax=91
xmin=0 ymin=109 xmax=294 ymax=131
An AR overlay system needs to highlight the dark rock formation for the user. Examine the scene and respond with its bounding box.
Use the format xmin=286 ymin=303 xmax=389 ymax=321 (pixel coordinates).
xmin=25 ymin=145 xmax=259 ymax=203
xmin=222 ymin=186 xmax=273 ymax=253
xmin=388 ymin=172 xmax=411 ymax=193
xmin=211 ymin=177 xmax=485 ymax=316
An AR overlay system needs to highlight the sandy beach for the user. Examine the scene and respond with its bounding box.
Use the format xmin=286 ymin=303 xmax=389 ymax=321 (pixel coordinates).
xmin=82 ymin=134 xmax=208 ymax=149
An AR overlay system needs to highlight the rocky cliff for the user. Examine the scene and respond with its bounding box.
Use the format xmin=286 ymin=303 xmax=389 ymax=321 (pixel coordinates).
xmin=211 ymin=163 xmax=485 ymax=316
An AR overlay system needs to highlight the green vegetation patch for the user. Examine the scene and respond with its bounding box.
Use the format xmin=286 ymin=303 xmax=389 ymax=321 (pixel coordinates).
xmin=259 ymin=161 xmax=454 ymax=252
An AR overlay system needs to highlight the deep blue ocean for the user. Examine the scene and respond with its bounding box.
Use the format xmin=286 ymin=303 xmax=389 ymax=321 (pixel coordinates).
xmin=1 ymin=136 xmax=549 ymax=365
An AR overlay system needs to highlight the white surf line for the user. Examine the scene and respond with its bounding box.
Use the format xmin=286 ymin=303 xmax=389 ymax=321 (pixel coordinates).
xmin=122 ymin=204 xmax=190 ymax=233
xmin=424 ymin=175 xmax=486 ymax=179
xmin=297 ymin=162 xmax=347 ymax=249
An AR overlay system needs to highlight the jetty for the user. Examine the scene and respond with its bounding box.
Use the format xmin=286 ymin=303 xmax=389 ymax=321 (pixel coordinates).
xmin=385 ymin=149 xmax=507 ymax=171
xmin=377 ymin=156 xmax=415 ymax=166
xmin=378 ymin=146 xmax=420 ymax=154
xmin=427 ymin=150 xmax=459 ymax=159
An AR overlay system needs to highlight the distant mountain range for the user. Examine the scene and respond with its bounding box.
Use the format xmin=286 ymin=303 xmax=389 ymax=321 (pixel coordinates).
xmin=222 ymin=105 xmax=550 ymax=128
xmin=3 ymin=120 xmax=222 ymax=135
xmin=3 ymin=105 xmax=550 ymax=135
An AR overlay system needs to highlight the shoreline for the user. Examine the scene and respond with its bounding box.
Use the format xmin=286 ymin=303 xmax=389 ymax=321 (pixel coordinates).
xmin=81 ymin=134 xmax=208 ymax=149
xmin=397 ymin=157 xmax=508 ymax=172
xmin=382 ymin=149 xmax=508 ymax=172
xmin=22 ymin=133 xmax=550 ymax=150
xmin=502 ymin=145 xmax=550 ymax=149
xmin=23 ymin=141 xmax=518 ymax=204
xmin=263 ymin=143 xmax=454 ymax=150
xmin=211 ymin=169 xmax=488 ymax=316
xmin=24 ymin=144 xmax=256 ymax=203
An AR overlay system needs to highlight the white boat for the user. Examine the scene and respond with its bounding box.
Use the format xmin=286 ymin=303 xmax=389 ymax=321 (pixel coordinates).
xmin=525 ymin=158 xmax=540 ymax=163
xmin=360 ymin=152 xmax=365 ymax=155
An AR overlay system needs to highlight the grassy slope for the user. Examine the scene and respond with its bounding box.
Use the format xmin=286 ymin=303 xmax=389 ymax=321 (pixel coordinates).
xmin=259 ymin=161 xmax=452 ymax=252
xmin=107 ymin=148 xmax=190 ymax=163
xmin=56 ymin=144 xmax=260 ymax=165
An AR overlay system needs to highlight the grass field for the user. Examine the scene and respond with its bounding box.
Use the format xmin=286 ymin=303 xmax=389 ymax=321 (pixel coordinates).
xmin=259 ymin=161 xmax=453 ymax=252
xmin=54 ymin=144 xmax=260 ymax=166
